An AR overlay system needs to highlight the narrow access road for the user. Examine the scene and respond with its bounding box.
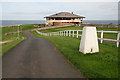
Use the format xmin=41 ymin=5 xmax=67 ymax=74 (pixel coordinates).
xmin=2 ymin=30 xmax=84 ymax=78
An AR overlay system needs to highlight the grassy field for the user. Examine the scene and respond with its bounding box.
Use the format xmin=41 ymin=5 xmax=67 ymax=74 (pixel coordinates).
xmin=1 ymin=24 xmax=42 ymax=41
xmin=39 ymin=25 xmax=118 ymax=40
xmin=31 ymin=26 xmax=118 ymax=78
xmin=20 ymin=24 xmax=43 ymax=30
xmin=1 ymin=26 xmax=26 ymax=55
xmin=1 ymin=24 xmax=43 ymax=55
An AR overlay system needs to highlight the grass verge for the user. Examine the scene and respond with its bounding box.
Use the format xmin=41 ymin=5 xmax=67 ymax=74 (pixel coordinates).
xmin=1 ymin=26 xmax=27 ymax=55
xmin=31 ymin=31 xmax=118 ymax=78
xmin=1 ymin=36 xmax=26 ymax=55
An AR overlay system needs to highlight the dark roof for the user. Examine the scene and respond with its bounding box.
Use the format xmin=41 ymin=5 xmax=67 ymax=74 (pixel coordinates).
xmin=44 ymin=12 xmax=85 ymax=18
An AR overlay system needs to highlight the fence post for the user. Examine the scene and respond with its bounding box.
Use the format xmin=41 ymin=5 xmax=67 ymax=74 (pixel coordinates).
xmin=60 ymin=31 xmax=61 ymax=36
xmin=77 ymin=30 xmax=78 ymax=38
xmin=55 ymin=32 xmax=57 ymax=36
xmin=117 ymin=33 xmax=120 ymax=47
xmin=65 ymin=31 xmax=67 ymax=36
xmin=57 ymin=32 xmax=58 ymax=36
xmin=64 ymin=31 xmax=65 ymax=36
xmin=66 ymin=31 xmax=68 ymax=36
xmin=48 ymin=33 xmax=49 ymax=36
xmin=41 ymin=32 xmax=43 ymax=35
xmin=47 ymin=33 xmax=50 ymax=36
xmin=73 ymin=30 xmax=74 ymax=37
xmin=100 ymin=30 xmax=103 ymax=43
xmin=52 ymin=32 xmax=54 ymax=36
xmin=69 ymin=30 xmax=71 ymax=37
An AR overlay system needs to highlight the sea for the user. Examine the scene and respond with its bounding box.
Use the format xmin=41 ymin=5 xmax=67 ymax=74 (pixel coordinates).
xmin=0 ymin=20 xmax=118 ymax=27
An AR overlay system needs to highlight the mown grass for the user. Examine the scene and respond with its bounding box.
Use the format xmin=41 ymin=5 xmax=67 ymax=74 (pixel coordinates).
xmin=31 ymin=30 xmax=118 ymax=78
xmin=39 ymin=25 xmax=118 ymax=40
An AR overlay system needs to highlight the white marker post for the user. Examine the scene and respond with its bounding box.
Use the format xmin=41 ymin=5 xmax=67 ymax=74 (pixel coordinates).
xmin=79 ymin=27 xmax=99 ymax=54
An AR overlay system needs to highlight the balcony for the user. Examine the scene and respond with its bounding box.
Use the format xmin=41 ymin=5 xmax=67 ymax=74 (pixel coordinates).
xmin=46 ymin=19 xmax=83 ymax=23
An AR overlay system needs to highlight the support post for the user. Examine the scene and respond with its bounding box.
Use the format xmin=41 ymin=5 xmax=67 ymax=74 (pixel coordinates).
xmin=77 ymin=30 xmax=78 ymax=38
xmin=100 ymin=30 xmax=103 ymax=43
xmin=73 ymin=30 xmax=74 ymax=37
xmin=117 ymin=33 xmax=120 ymax=47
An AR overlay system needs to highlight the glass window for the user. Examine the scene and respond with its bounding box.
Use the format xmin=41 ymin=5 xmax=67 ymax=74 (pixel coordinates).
xmin=46 ymin=18 xmax=50 ymax=20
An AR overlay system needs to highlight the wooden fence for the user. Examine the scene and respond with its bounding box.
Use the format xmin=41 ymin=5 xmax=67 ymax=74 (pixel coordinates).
xmin=36 ymin=30 xmax=120 ymax=47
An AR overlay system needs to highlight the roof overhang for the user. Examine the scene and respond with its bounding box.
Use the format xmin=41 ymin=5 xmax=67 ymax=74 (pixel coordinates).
xmin=44 ymin=16 xmax=85 ymax=18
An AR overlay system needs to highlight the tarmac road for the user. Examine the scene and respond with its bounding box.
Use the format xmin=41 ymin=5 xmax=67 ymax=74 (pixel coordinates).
xmin=2 ymin=30 xmax=84 ymax=78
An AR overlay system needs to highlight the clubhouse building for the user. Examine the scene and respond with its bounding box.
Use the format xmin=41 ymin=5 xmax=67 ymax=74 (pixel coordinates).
xmin=44 ymin=12 xmax=85 ymax=26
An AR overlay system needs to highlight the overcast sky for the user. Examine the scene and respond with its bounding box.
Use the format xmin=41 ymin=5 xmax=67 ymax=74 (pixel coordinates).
xmin=1 ymin=0 xmax=120 ymax=2
xmin=0 ymin=0 xmax=119 ymax=20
